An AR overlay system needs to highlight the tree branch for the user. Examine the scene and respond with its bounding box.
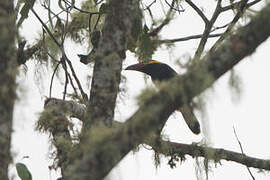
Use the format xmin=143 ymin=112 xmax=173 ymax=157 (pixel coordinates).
xmin=150 ymin=140 xmax=270 ymax=171
xmin=221 ymin=0 xmax=262 ymax=12
xmin=233 ymin=127 xmax=255 ymax=179
xmin=185 ymin=0 xmax=209 ymax=24
xmin=148 ymin=0 xmax=175 ymax=37
xmin=194 ymin=0 xmax=222 ymax=59
xmin=39 ymin=98 xmax=75 ymax=176
xmin=85 ymin=0 xmax=141 ymax=128
xmin=159 ymin=33 xmax=222 ymax=43
xmin=44 ymin=98 xmax=86 ymax=121
xmin=28 ymin=1 xmax=88 ymax=102
xmin=210 ymin=0 xmax=249 ymax=52
xmin=66 ymin=3 xmax=270 ymax=180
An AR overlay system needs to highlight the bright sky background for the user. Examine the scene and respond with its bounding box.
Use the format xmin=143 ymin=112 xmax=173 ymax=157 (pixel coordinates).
xmin=10 ymin=1 xmax=270 ymax=180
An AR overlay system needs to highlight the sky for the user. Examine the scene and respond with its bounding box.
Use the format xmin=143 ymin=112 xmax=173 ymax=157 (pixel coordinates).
xmin=10 ymin=0 xmax=270 ymax=180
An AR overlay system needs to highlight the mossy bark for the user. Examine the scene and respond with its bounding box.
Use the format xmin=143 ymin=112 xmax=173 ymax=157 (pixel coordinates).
xmin=0 ymin=0 xmax=17 ymax=179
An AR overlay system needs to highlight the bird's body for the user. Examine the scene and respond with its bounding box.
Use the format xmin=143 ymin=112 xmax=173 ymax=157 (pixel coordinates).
xmin=125 ymin=60 xmax=201 ymax=134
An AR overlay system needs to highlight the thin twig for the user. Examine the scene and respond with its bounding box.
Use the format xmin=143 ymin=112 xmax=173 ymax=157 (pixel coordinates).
xmin=62 ymin=1 xmax=70 ymax=44
xmin=93 ymin=14 xmax=101 ymax=31
xmin=148 ymin=0 xmax=176 ymax=36
xmin=185 ymin=0 xmax=209 ymax=24
xmin=210 ymin=0 xmax=250 ymax=52
xmin=61 ymin=56 xmax=69 ymax=100
xmin=159 ymin=33 xmax=222 ymax=43
xmin=194 ymin=0 xmax=222 ymax=59
xmin=165 ymin=0 xmax=185 ymax=13
xmin=64 ymin=55 xmax=88 ymax=102
xmin=49 ymin=60 xmax=61 ymax=98
xmin=41 ymin=3 xmax=65 ymax=24
xmin=233 ymin=126 xmax=256 ymax=180
xmin=63 ymin=0 xmax=102 ymax=15
xmin=67 ymin=73 xmax=79 ymax=98
xmin=28 ymin=0 xmax=88 ymax=101
xmin=143 ymin=0 xmax=157 ymax=10
xmin=88 ymin=14 xmax=93 ymax=33
xmin=28 ymin=3 xmax=62 ymax=48
xmin=221 ymin=0 xmax=262 ymax=12
xmin=45 ymin=0 xmax=54 ymax=29
xmin=211 ymin=23 xmax=229 ymax=32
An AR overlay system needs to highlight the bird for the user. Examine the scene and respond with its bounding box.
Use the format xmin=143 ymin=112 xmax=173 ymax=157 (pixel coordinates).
xmin=125 ymin=60 xmax=200 ymax=135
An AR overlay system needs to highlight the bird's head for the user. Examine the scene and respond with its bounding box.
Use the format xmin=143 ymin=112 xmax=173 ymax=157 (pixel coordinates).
xmin=125 ymin=60 xmax=177 ymax=82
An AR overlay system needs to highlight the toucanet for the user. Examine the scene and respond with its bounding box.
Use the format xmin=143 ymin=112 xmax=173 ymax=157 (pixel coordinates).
xmin=125 ymin=60 xmax=200 ymax=135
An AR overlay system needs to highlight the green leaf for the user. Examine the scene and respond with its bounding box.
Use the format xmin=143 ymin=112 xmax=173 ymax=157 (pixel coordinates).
xmin=17 ymin=0 xmax=36 ymax=27
xmin=16 ymin=163 xmax=32 ymax=180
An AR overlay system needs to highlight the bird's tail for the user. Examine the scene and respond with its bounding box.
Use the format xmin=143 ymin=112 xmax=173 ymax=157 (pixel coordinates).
xmin=179 ymin=104 xmax=201 ymax=135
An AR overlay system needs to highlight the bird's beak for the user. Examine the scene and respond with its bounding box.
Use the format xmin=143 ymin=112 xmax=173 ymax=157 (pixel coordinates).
xmin=125 ymin=62 xmax=145 ymax=71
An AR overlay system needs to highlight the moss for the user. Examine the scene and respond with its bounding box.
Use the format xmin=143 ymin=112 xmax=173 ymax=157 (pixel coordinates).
xmin=36 ymin=107 xmax=73 ymax=133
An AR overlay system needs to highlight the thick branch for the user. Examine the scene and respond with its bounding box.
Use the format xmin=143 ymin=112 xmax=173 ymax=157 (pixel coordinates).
xmin=44 ymin=98 xmax=86 ymax=120
xmin=151 ymin=141 xmax=270 ymax=171
xmin=85 ymin=0 xmax=141 ymax=127
xmin=66 ymin=4 xmax=270 ymax=180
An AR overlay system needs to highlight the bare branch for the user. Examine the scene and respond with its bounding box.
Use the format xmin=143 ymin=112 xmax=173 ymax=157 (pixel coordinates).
xmin=143 ymin=0 xmax=157 ymax=10
xmin=221 ymin=0 xmax=262 ymax=12
xmin=159 ymin=33 xmax=222 ymax=43
xmin=211 ymin=23 xmax=230 ymax=32
xmin=49 ymin=59 xmax=61 ymax=98
xmin=233 ymin=127 xmax=255 ymax=180
xmin=63 ymin=0 xmax=102 ymax=15
xmin=148 ymin=0 xmax=176 ymax=36
xmin=210 ymin=0 xmax=249 ymax=52
xmin=27 ymin=2 xmax=62 ymax=48
xmin=27 ymin=0 xmax=88 ymax=102
xmin=185 ymin=0 xmax=209 ymax=24
xmin=164 ymin=0 xmax=185 ymax=13
xmin=194 ymin=0 xmax=222 ymax=59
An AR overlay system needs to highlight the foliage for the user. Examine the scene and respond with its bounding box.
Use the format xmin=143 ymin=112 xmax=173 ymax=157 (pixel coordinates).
xmin=16 ymin=163 xmax=32 ymax=180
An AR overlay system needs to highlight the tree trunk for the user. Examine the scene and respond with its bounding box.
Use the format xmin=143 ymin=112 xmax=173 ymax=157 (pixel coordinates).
xmin=0 ymin=0 xmax=17 ymax=179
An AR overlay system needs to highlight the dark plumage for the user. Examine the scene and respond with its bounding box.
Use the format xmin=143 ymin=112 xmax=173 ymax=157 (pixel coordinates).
xmin=125 ymin=60 xmax=201 ymax=135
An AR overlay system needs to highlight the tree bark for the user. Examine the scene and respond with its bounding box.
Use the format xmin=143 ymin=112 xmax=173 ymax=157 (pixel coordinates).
xmin=85 ymin=0 xmax=141 ymax=127
xmin=150 ymin=140 xmax=270 ymax=170
xmin=0 ymin=0 xmax=17 ymax=179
